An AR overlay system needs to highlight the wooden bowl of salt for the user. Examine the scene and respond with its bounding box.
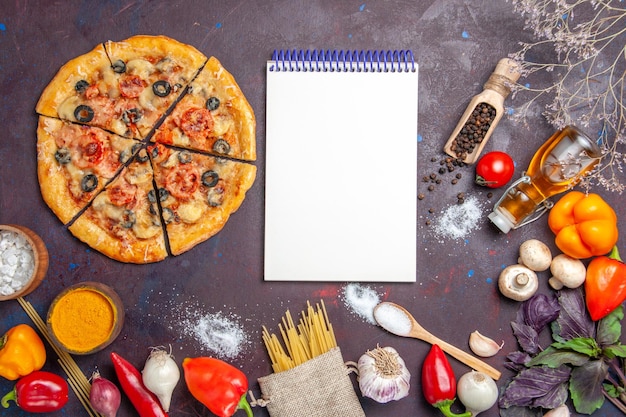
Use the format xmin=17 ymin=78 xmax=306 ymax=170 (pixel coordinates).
xmin=0 ymin=224 xmax=49 ymax=301
xmin=47 ymin=281 xmax=124 ymax=355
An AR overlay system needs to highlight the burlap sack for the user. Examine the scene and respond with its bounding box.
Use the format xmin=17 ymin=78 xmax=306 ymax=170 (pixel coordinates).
xmin=257 ymin=347 xmax=365 ymax=417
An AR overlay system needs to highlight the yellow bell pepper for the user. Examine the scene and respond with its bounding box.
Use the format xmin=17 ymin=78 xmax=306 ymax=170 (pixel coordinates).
xmin=0 ymin=324 xmax=46 ymax=380
xmin=548 ymin=191 xmax=619 ymax=259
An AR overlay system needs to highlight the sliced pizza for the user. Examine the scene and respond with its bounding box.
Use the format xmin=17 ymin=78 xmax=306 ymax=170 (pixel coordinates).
xmin=152 ymin=56 xmax=256 ymax=161
xmin=102 ymin=35 xmax=208 ymax=138
xmin=68 ymin=148 xmax=167 ymax=263
xmin=36 ymin=35 xmax=207 ymax=140
xmin=37 ymin=116 xmax=138 ymax=224
xmin=149 ymin=144 xmax=256 ymax=255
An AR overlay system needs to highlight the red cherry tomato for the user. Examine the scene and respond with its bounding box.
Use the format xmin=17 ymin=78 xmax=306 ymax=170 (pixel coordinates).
xmin=475 ymin=151 xmax=515 ymax=188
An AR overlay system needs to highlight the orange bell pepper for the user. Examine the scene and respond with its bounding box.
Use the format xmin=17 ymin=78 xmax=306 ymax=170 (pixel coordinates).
xmin=0 ymin=324 xmax=46 ymax=381
xmin=547 ymin=191 xmax=618 ymax=259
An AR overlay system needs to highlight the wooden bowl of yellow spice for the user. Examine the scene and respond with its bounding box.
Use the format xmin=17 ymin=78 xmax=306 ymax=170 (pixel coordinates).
xmin=47 ymin=281 xmax=124 ymax=355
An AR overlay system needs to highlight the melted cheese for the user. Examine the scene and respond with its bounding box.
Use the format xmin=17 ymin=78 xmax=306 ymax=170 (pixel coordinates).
xmin=177 ymin=201 xmax=204 ymax=223
xmin=57 ymin=97 xmax=81 ymax=121
xmin=133 ymin=213 xmax=161 ymax=239
xmin=126 ymin=59 xmax=155 ymax=80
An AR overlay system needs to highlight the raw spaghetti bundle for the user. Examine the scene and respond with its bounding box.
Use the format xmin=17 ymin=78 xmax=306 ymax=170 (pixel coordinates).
xmin=257 ymin=300 xmax=365 ymax=417
xmin=261 ymin=300 xmax=337 ymax=372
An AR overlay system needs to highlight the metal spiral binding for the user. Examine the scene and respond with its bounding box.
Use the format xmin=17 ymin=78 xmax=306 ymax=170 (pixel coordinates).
xmin=268 ymin=49 xmax=416 ymax=73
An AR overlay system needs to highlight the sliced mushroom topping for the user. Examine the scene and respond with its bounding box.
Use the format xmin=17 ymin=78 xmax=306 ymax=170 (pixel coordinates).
xmin=74 ymin=105 xmax=94 ymax=123
xmin=81 ymin=174 xmax=98 ymax=192
xmin=55 ymin=147 xmax=71 ymax=165
xmin=120 ymin=209 xmax=136 ymax=228
xmin=162 ymin=207 xmax=175 ymax=224
xmin=207 ymin=186 xmax=224 ymax=207
xmin=152 ymin=80 xmax=172 ymax=97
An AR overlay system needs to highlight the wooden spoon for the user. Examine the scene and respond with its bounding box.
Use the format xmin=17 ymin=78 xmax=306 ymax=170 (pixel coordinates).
xmin=374 ymin=301 xmax=501 ymax=380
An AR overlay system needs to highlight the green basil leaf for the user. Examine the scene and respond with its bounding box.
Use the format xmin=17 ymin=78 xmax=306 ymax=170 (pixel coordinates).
xmin=552 ymin=337 xmax=601 ymax=358
xmin=527 ymin=346 xmax=590 ymax=367
xmin=597 ymin=306 xmax=624 ymax=346
xmin=569 ymin=360 xmax=608 ymax=414
xmin=602 ymin=344 xmax=626 ymax=359
xmin=603 ymin=382 xmax=621 ymax=399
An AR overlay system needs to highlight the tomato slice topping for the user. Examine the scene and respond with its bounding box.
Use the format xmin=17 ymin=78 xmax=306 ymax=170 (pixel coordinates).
xmin=165 ymin=164 xmax=200 ymax=200
xmin=73 ymin=132 xmax=104 ymax=168
xmin=119 ymin=74 xmax=147 ymax=98
xmin=108 ymin=182 xmax=137 ymax=207
xmin=180 ymin=108 xmax=213 ymax=140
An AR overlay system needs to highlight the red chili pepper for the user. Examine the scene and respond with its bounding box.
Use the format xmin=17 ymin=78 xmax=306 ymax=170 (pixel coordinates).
xmin=111 ymin=352 xmax=167 ymax=417
xmin=585 ymin=246 xmax=626 ymax=321
xmin=0 ymin=370 xmax=68 ymax=413
xmin=421 ymin=345 xmax=471 ymax=417
xmin=182 ymin=357 xmax=253 ymax=417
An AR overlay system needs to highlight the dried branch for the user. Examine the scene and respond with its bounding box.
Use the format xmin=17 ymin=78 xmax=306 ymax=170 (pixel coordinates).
xmin=507 ymin=0 xmax=626 ymax=193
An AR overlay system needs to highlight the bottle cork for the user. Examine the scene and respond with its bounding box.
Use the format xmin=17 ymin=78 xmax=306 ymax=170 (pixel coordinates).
xmin=443 ymin=58 xmax=521 ymax=164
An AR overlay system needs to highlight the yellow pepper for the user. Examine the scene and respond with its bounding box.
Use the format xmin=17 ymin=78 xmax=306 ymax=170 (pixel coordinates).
xmin=0 ymin=324 xmax=46 ymax=380
xmin=548 ymin=191 xmax=619 ymax=259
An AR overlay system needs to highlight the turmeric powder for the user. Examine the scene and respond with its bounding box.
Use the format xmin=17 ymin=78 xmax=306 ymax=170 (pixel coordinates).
xmin=48 ymin=287 xmax=117 ymax=353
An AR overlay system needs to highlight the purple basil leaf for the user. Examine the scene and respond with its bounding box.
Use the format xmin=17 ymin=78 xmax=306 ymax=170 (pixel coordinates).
xmin=523 ymin=293 xmax=560 ymax=333
xmin=504 ymin=351 xmax=532 ymax=372
xmin=512 ymin=321 xmax=541 ymax=354
xmin=569 ymin=359 xmax=608 ymax=414
xmin=499 ymin=365 xmax=571 ymax=408
xmin=552 ymin=288 xmax=595 ymax=342
xmin=596 ymin=306 xmax=624 ymax=347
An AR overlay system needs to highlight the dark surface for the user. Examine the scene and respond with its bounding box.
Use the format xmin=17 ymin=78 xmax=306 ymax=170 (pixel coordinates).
xmin=0 ymin=1 xmax=624 ymax=416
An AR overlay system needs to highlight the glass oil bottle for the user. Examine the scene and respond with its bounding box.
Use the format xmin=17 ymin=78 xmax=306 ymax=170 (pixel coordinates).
xmin=488 ymin=125 xmax=602 ymax=233
xmin=443 ymin=58 xmax=521 ymax=164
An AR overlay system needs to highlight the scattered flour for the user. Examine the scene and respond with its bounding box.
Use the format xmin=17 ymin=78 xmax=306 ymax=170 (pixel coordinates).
xmin=0 ymin=230 xmax=35 ymax=296
xmin=342 ymin=283 xmax=381 ymax=325
xmin=433 ymin=195 xmax=485 ymax=239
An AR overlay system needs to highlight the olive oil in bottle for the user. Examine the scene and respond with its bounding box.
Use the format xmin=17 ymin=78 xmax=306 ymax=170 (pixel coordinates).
xmin=488 ymin=126 xmax=602 ymax=233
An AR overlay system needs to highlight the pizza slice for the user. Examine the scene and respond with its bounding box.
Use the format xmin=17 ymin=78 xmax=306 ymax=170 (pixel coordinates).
xmin=68 ymin=148 xmax=167 ymax=263
xmin=36 ymin=36 xmax=207 ymax=140
xmin=149 ymin=144 xmax=256 ymax=255
xmin=152 ymin=57 xmax=256 ymax=161
xmin=37 ymin=116 xmax=138 ymax=224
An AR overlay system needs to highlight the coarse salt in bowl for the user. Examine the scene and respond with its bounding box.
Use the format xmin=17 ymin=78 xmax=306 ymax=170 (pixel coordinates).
xmin=0 ymin=225 xmax=49 ymax=301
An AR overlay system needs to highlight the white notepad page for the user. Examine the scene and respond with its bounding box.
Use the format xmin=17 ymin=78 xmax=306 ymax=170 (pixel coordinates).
xmin=264 ymin=51 xmax=418 ymax=282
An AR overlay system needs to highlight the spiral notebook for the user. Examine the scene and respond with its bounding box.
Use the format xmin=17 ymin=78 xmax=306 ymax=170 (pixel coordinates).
xmin=264 ymin=50 xmax=418 ymax=282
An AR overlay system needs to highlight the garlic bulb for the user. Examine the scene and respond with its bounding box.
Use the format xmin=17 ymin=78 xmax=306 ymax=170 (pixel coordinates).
xmin=357 ymin=346 xmax=410 ymax=403
xmin=469 ymin=330 xmax=504 ymax=357
xmin=544 ymin=405 xmax=570 ymax=417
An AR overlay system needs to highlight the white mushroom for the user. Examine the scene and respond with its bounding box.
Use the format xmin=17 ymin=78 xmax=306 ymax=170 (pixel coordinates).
xmin=548 ymin=254 xmax=586 ymax=290
xmin=518 ymin=239 xmax=552 ymax=272
xmin=498 ymin=264 xmax=539 ymax=301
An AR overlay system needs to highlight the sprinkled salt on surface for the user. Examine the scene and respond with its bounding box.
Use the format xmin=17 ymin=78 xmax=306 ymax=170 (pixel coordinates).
xmin=181 ymin=310 xmax=248 ymax=360
xmin=433 ymin=195 xmax=484 ymax=239
xmin=342 ymin=283 xmax=381 ymax=325
xmin=0 ymin=231 xmax=34 ymax=296
xmin=373 ymin=303 xmax=413 ymax=336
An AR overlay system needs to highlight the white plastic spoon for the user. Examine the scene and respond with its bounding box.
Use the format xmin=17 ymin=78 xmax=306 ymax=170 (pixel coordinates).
xmin=374 ymin=301 xmax=502 ymax=380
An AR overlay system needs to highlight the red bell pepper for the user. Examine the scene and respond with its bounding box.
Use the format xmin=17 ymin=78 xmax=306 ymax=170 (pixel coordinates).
xmin=1 ymin=370 xmax=68 ymax=413
xmin=111 ymin=352 xmax=167 ymax=417
xmin=421 ymin=344 xmax=471 ymax=417
xmin=182 ymin=356 xmax=253 ymax=417
xmin=585 ymin=246 xmax=626 ymax=321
